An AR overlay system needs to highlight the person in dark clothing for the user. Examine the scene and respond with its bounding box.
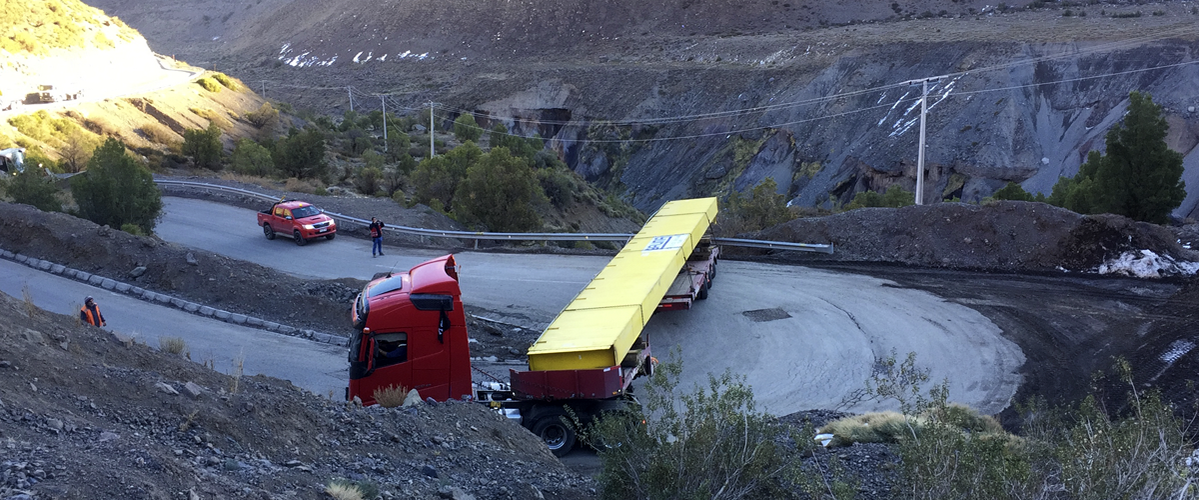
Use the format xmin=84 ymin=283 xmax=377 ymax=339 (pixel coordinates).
xmin=369 ymin=217 xmax=386 ymax=257
xmin=80 ymin=296 xmax=106 ymax=327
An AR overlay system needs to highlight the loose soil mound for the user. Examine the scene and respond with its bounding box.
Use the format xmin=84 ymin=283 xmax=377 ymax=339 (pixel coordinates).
xmin=756 ymin=201 xmax=1199 ymax=273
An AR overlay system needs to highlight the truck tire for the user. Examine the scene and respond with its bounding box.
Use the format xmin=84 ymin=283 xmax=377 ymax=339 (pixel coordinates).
xmin=325 ymin=233 xmax=336 ymax=240
xmin=697 ymin=280 xmax=709 ymax=300
xmin=263 ymin=224 xmax=275 ymax=240
xmin=293 ymin=230 xmax=307 ymax=246
xmin=530 ymin=409 xmax=576 ymax=457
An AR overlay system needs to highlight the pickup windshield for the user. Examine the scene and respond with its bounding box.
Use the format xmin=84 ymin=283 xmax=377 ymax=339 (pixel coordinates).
xmin=291 ymin=206 xmax=320 ymax=218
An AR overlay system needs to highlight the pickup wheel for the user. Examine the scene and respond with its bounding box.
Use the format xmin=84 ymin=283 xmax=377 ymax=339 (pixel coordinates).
xmin=325 ymin=233 xmax=336 ymax=240
xmin=263 ymin=224 xmax=275 ymax=240
xmin=293 ymin=230 xmax=307 ymax=246
xmin=531 ymin=409 xmax=576 ymax=457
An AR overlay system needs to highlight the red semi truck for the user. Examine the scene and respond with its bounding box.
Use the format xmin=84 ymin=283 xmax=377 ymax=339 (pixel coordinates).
xmin=257 ymin=199 xmax=337 ymax=246
xmin=348 ymin=249 xmax=717 ymax=455
xmin=348 ymin=197 xmax=720 ymax=456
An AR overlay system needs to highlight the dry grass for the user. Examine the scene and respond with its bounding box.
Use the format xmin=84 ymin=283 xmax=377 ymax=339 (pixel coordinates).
xmin=139 ymin=122 xmax=177 ymax=145
xmin=372 ymin=385 xmax=409 ymax=408
xmin=821 ymin=411 xmax=917 ymax=446
xmin=324 ymin=481 xmax=365 ymax=500
xmin=158 ymin=336 xmax=188 ymax=356
xmin=179 ymin=410 xmax=199 ymax=432
xmin=218 ymin=171 xmax=275 ymax=188
xmin=284 ymin=177 xmax=325 ymax=195
xmin=229 ymin=354 xmax=244 ymax=393
xmin=21 ymin=283 xmax=36 ymax=319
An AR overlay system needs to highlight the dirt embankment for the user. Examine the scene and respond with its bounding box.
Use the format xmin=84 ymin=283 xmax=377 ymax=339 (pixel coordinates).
xmin=754 ymin=201 xmax=1199 ymax=275
xmin=0 ymin=290 xmax=596 ymax=499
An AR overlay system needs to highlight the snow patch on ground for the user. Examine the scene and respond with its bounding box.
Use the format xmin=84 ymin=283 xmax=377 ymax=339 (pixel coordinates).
xmin=278 ymin=45 xmax=430 ymax=67
xmin=1097 ymin=249 xmax=1199 ymax=278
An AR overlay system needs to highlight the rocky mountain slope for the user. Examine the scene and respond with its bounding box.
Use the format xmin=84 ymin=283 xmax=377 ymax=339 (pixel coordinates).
xmin=87 ymin=0 xmax=1199 ymax=217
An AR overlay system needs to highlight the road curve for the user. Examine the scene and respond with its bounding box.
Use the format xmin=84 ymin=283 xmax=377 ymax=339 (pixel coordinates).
xmin=149 ymin=196 xmax=1025 ymax=415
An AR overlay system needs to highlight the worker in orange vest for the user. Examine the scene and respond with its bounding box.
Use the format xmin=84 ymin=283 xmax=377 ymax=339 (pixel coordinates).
xmin=80 ymin=296 xmax=106 ymax=327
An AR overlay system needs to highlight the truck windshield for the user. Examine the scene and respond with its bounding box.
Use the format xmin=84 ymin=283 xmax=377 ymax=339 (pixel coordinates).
xmin=291 ymin=206 xmax=320 ymax=218
xmin=367 ymin=275 xmax=404 ymax=298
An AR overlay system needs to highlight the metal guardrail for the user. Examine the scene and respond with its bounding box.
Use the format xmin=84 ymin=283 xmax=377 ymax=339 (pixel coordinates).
xmin=154 ymin=179 xmax=834 ymax=253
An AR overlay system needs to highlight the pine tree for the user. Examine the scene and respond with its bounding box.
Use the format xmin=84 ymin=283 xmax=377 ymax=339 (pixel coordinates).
xmin=1050 ymin=91 xmax=1185 ymax=223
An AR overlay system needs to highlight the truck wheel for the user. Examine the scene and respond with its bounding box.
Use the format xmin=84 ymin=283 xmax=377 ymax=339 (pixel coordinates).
xmin=531 ymin=410 xmax=576 ymax=457
xmin=325 ymin=233 xmax=336 ymax=240
xmin=697 ymin=280 xmax=709 ymax=300
xmin=263 ymin=224 xmax=275 ymax=240
xmin=293 ymin=230 xmax=307 ymax=246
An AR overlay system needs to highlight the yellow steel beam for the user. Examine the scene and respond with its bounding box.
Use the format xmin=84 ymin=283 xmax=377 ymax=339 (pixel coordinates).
xmin=527 ymin=197 xmax=718 ymax=372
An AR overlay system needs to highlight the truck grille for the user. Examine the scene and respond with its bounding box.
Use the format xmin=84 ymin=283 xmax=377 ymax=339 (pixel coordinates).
xmin=313 ymin=221 xmax=331 ymax=229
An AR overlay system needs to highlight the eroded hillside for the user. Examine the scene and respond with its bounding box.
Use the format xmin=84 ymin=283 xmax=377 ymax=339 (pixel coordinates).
xmin=88 ymin=0 xmax=1199 ymax=217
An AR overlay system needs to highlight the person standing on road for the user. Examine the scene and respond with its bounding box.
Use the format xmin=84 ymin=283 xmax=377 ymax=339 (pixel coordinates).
xmin=369 ymin=217 xmax=386 ymax=257
xmin=80 ymin=296 xmax=106 ymax=327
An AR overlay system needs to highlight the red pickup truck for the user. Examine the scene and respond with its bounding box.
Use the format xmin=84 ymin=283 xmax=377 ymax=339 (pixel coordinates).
xmin=258 ymin=199 xmax=337 ymax=246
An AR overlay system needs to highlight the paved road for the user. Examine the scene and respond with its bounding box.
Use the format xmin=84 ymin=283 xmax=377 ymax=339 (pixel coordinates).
xmin=150 ymin=196 xmax=1026 ymax=415
xmin=0 ymin=259 xmax=348 ymax=397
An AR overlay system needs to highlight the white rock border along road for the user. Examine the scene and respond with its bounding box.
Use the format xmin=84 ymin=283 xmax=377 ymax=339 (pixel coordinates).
xmin=150 ymin=196 xmax=1025 ymax=414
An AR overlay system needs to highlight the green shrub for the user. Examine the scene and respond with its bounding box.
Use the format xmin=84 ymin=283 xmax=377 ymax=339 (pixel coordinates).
xmin=7 ymin=167 xmax=60 ymax=212
xmin=722 ymin=177 xmax=794 ymax=235
xmin=586 ymin=358 xmax=786 ymax=499
xmin=197 ymin=77 xmax=221 ymax=93
xmin=70 ymin=138 xmax=162 ymax=233
xmin=273 ymin=127 xmax=327 ymax=179
xmin=991 ymin=181 xmax=1036 ymax=202
xmin=452 ymin=112 xmax=482 ymax=143
xmin=181 ymin=123 xmax=223 ymax=170
xmin=245 ymin=102 xmax=279 ymax=130
xmin=354 ymin=166 xmax=383 ymax=196
xmin=231 ymin=138 xmax=274 ymax=177
xmin=845 ymin=184 xmax=915 ymax=210
xmin=452 ymin=147 xmax=544 ymax=231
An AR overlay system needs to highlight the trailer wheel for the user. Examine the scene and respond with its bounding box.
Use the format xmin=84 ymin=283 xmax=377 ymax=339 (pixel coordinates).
xmin=531 ymin=410 xmax=576 ymax=457
xmin=293 ymin=230 xmax=307 ymax=246
xmin=263 ymin=224 xmax=275 ymax=240
xmin=697 ymin=276 xmax=711 ymax=300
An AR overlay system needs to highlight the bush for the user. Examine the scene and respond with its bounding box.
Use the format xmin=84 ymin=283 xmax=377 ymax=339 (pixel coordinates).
xmin=990 ymin=181 xmax=1037 ymax=202
xmin=354 ymin=166 xmax=383 ymax=196
xmin=452 ymin=147 xmax=545 ymax=231
xmin=245 ymin=102 xmax=279 ymax=130
xmin=231 ymin=138 xmax=275 ymax=177
xmin=70 ymin=138 xmax=163 ymax=234
xmin=722 ymin=177 xmax=794 ymax=234
xmin=845 ymin=184 xmax=915 ymax=210
xmin=284 ymin=177 xmax=325 ymax=195
xmin=197 ymin=77 xmax=221 ymax=93
xmin=452 ymin=113 xmax=482 ymax=143
xmin=7 ymin=167 xmax=60 ymax=212
xmin=181 ymin=123 xmax=223 ymax=170
xmin=211 ymin=72 xmax=240 ymax=90
xmin=586 ymin=358 xmax=786 ymax=499
xmin=274 ymin=127 xmax=327 ymax=179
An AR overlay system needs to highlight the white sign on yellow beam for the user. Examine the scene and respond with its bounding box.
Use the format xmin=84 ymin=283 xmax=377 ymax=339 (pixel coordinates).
xmin=527 ymin=197 xmax=718 ymax=372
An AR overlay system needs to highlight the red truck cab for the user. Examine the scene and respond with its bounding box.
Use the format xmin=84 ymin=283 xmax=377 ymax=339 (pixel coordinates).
xmin=348 ymin=255 xmax=473 ymax=405
xmin=258 ymin=199 xmax=337 ymax=246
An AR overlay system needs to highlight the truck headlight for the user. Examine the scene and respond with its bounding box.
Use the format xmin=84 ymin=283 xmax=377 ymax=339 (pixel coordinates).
xmin=303 ymin=224 xmax=315 ymax=230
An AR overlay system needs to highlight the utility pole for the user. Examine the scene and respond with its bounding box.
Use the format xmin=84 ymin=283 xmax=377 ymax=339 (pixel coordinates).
xmin=429 ymin=101 xmax=435 ymax=158
xmin=348 ymin=87 xmax=354 ymax=112
xmin=903 ymin=76 xmax=944 ymax=205
xmin=381 ymin=95 xmax=388 ymax=153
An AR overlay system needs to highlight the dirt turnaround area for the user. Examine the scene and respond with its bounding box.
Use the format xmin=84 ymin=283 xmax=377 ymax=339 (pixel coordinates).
xmin=2 ymin=189 xmax=1199 ymax=499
